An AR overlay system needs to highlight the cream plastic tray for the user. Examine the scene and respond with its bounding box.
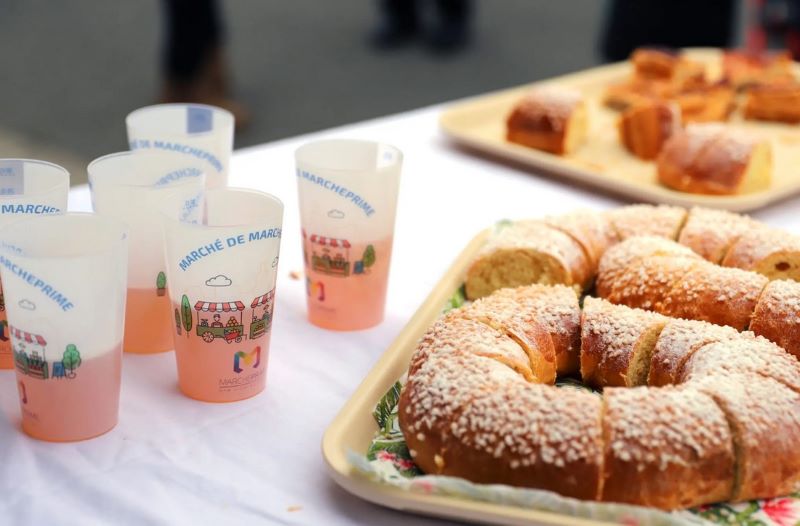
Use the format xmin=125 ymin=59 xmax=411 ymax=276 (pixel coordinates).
xmin=439 ymin=48 xmax=800 ymax=212
xmin=321 ymin=230 xmax=617 ymax=526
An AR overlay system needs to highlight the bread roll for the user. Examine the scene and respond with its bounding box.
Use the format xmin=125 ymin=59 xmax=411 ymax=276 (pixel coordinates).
xmin=657 ymin=124 xmax=772 ymax=196
xmin=681 ymin=337 xmax=800 ymax=393
xmin=722 ymin=225 xmax=800 ymax=281
xmin=580 ymin=297 xmax=667 ymax=387
xmin=677 ymin=207 xmax=757 ymax=263
xmin=506 ymin=87 xmax=588 ymax=155
xmin=444 ymin=381 xmax=604 ymax=500
xmin=659 ymin=264 xmax=768 ymax=330
xmin=601 ymin=386 xmax=734 ymax=509
xmin=458 ymin=296 xmax=557 ymax=384
xmin=400 ymin=348 xmax=529 ymax=477
xmin=607 ymin=204 xmax=687 ymax=242
xmin=596 ymin=235 xmax=700 ymax=299
xmin=491 ymin=284 xmax=581 ymax=375
xmin=743 ymin=83 xmax=800 ymax=124
xmin=603 ymin=255 xmax=701 ymax=311
xmin=618 ymin=100 xmax=680 ymax=160
xmin=750 ymin=279 xmax=800 ymax=359
xmin=407 ymin=316 xmax=535 ymax=381
xmin=544 ymin=210 xmax=619 ymax=267
xmin=465 ymin=220 xmax=591 ymax=300
xmin=723 ymin=50 xmax=795 ymax=89
xmin=690 ymin=375 xmax=800 ymax=501
xmin=647 ymin=318 xmax=746 ymax=387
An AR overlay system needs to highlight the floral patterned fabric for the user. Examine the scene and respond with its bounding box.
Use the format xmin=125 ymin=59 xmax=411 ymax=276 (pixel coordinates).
xmin=349 ymin=286 xmax=800 ymax=526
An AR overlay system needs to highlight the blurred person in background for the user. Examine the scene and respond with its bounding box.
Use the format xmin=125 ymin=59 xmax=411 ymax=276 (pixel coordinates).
xmin=371 ymin=0 xmax=472 ymax=52
xmin=161 ymin=0 xmax=249 ymax=128
xmin=748 ymin=0 xmax=800 ymax=58
xmin=600 ymin=0 xmax=736 ymax=61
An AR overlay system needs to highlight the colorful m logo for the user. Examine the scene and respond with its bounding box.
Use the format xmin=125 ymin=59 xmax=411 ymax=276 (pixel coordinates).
xmin=233 ymin=346 xmax=261 ymax=374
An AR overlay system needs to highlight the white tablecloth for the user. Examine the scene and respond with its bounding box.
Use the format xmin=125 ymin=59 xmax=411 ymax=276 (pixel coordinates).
xmin=4 ymin=104 xmax=800 ymax=526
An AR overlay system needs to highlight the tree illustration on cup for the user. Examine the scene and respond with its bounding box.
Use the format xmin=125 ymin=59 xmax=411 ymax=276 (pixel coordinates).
xmin=174 ymin=308 xmax=182 ymax=335
xmin=62 ymin=344 xmax=82 ymax=379
xmin=181 ymin=294 xmax=192 ymax=338
xmin=156 ymin=272 xmax=167 ymax=297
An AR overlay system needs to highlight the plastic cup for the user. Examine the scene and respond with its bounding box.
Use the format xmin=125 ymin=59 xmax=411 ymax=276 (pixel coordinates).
xmin=0 ymin=160 xmax=69 ymax=369
xmin=0 ymin=213 xmax=128 ymax=441
xmin=126 ymin=103 xmax=234 ymax=190
xmin=160 ymin=188 xmax=283 ymax=402
xmin=295 ymin=139 xmax=402 ymax=331
xmin=88 ymin=151 xmax=206 ymax=354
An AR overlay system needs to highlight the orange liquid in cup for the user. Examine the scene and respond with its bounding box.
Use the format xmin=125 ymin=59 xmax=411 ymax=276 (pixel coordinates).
xmin=124 ymin=287 xmax=174 ymax=354
xmin=172 ymin=302 xmax=272 ymax=402
xmin=15 ymin=344 xmax=122 ymax=442
xmin=303 ymin=236 xmax=393 ymax=331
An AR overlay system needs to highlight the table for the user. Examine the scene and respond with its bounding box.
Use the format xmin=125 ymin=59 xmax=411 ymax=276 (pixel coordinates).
xmin=4 ymin=104 xmax=800 ymax=526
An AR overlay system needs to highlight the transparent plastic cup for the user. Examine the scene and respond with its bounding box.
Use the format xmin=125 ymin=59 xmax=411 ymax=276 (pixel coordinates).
xmin=0 ymin=213 xmax=128 ymax=441
xmin=160 ymin=188 xmax=283 ymax=402
xmin=88 ymin=151 xmax=206 ymax=354
xmin=126 ymin=103 xmax=234 ymax=190
xmin=295 ymin=139 xmax=402 ymax=331
xmin=0 ymin=159 xmax=69 ymax=369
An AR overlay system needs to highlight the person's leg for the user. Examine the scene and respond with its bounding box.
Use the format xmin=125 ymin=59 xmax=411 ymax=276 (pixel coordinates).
xmin=371 ymin=0 xmax=420 ymax=49
xmin=429 ymin=0 xmax=471 ymax=51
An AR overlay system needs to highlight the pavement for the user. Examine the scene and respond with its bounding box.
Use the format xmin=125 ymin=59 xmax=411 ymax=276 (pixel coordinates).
xmin=0 ymin=0 xmax=608 ymax=185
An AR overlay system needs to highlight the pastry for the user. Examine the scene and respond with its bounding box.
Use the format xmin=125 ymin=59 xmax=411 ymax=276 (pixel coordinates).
xmin=749 ymin=279 xmax=800 ymax=359
xmin=618 ymin=100 xmax=681 ymax=160
xmin=721 ymin=225 xmax=800 ymax=281
xmin=743 ymin=83 xmax=800 ymax=124
xmin=723 ymin=50 xmax=795 ymax=89
xmin=675 ymin=84 xmax=735 ymax=123
xmin=606 ymin=204 xmax=687 ymax=241
xmin=506 ymin=87 xmax=588 ymax=155
xmin=677 ymin=207 xmax=757 ymax=263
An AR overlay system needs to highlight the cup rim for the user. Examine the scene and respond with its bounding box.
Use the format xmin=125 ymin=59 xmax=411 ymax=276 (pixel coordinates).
xmin=0 ymin=158 xmax=70 ymax=197
xmin=0 ymin=212 xmax=129 ymax=261
xmin=88 ymin=151 xmax=207 ymax=190
xmin=159 ymin=187 xmax=284 ymax=231
xmin=126 ymin=103 xmax=235 ymax=138
xmin=294 ymin=139 xmax=403 ymax=175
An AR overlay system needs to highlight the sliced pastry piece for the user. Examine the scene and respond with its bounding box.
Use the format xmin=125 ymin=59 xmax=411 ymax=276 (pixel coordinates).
xmin=750 ymin=279 xmax=800 ymax=359
xmin=580 ymin=297 xmax=667 ymax=388
xmin=465 ymin=220 xmax=591 ymax=300
xmin=677 ymin=207 xmax=757 ymax=263
xmin=723 ymin=50 xmax=795 ymax=89
xmin=603 ymin=77 xmax=672 ymax=111
xmin=675 ymin=84 xmax=736 ymax=123
xmin=544 ymin=210 xmax=620 ymax=268
xmin=400 ymin=348 xmax=530 ymax=477
xmin=596 ymin=235 xmax=700 ymax=299
xmin=601 ymin=385 xmax=735 ymax=509
xmin=631 ymin=48 xmax=705 ymax=86
xmin=657 ymin=124 xmax=772 ymax=196
xmin=458 ymin=296 xmax=557 ymax=384
xmin=618 ymin=100 xmax=681 ymax=160
xmin=743 ymin=83 xmax=800 ymax=124
xmin=689 ymin=375 xmax=800 ymax=501
xmin=659 ymin=263 xmax=768 ymax=330
xmin=491 ymin=284 xmax=581 ymax=375
xmin=648 ymin=318 xmax=747 ymax=387
xmin=607 ymin=204 xmax=687 ymax=242
xmin=443 ymin=381 xmax=604 ymax=500
xmin=721 ymin=225 xmax=800 ymax=281
xmin=681 ymin=337 xmax=800 ymax=393
xmin=603 ymin=255 xmax=702 ymax=311
xmin=506 ymin=87 xmax=588 ymax=155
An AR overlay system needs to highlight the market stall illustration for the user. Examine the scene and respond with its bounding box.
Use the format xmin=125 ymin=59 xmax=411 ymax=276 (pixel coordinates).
xmin=194 ymin=301 xmax=245 ymax=344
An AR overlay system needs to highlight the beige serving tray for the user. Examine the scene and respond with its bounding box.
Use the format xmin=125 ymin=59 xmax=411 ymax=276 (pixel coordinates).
xmin=439 ymin=48 xmax=800 ymax=212
xmin=321 ymin=230 xmax=617 ymax=526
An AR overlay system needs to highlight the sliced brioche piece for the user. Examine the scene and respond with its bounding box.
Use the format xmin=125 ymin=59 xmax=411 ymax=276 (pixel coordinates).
xmin=681 ymin=337 xmax=800 ymax=393
xmin=607 ymin=204 xmax=687 ymax=241
xmin=601 ymin=385 xmax=735 ymax=509
xmin=596 ymin=235 xmax=701 ymax=299
xmin=722 ymin=225 xmax=800 ymax=281
xmin=543 ymin=210 xmax=619 ymax=267
xmin=444 ymin=381 xmax=603 ymax=500
xmin=506 ymin=87 xmax=588 ymax=155
xmin=580 ymin=297 xmax=668 ymax=388
xmin=677 ymin=207 xmax=757 ymax=263
xmin=407 ymin=315 xmax=536 ymax=381
xmin=465 ymin=220 xmax=592 ymax=300
xmin=400 ymin=348 xmax=529 ymax=477
xmin=744 ymin=83 xmax=800 ymax=124
xmin=750 ymin=279 xmax=800 ymax=359
xmin=648 ymin=318 xmax=747 ymax=387
xmin=604 ymin=255 xmax=702 ymax=311
xmin=689 ymin=375 xmax=800 ymax=501
xmin=659 ymin=264 xmax=768 ymax=330
xmin=618 ymin=100 xmax=681 ymax=160
xmin=458 ymin=296 xmax=556 ymax=384
xmin=491 ymin=284 xmax=581 ymax=375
